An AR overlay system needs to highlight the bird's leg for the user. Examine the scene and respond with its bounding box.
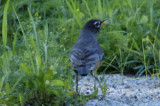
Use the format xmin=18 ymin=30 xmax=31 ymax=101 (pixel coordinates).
xmin=74 ymin=70 xmax=79 ymax=94
xmin=91 ymin=70 xmax=101 ymax=84
xmin=76 ymin=73 xmax=79 ymax=93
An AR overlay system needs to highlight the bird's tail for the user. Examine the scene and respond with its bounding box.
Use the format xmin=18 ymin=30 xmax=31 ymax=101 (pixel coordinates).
xmin=77 ymin=66 xmax=89 ymax=76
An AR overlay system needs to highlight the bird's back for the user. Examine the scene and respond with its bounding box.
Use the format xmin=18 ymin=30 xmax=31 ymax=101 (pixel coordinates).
xmin=70 ymin=31 xmax=104 ymax=75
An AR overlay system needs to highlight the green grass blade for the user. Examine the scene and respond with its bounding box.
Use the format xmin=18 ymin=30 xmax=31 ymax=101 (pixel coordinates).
xmin=28 ymin=8 xmax=38 ymax=42
xmin=98 ymin=0 xmax=103 ymax=18
xmin=2 ymin=0 xmax=10 ymax=48
xmin=0 ymin=76 xmax=5 ymax=93
xmin=66 ymin=0 xmax=82 ymax=27
xmin=84 ymin=0 xmax=92 ymax=17
xmin=12 ymin=33 xmax=17 ymax=53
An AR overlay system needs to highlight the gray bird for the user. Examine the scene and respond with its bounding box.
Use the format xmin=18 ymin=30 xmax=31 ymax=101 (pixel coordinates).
xmin=70 ymin=19 xmax=107 ymax=93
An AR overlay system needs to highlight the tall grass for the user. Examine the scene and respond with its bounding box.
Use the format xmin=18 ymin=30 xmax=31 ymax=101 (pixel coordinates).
xmin=0 ymin=0 xmax=160 ymax=105
xmin=2 ymin=0 xmax=10 ymax=48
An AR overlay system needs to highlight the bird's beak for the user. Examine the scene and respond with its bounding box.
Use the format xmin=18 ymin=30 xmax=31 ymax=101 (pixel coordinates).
xmin=100 ymin=20 xmax=108 ymax=26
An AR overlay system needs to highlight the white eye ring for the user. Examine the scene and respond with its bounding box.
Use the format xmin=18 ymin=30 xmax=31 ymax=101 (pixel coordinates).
xmin=94 ymin=21 xmax=100 ymax=28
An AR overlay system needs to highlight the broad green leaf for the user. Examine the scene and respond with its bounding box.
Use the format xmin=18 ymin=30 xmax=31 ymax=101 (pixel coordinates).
xmin=44 ymin=70 xmax=55 ymax=80
xmin=140 ymin=15 xmax=148 ymax=23
xmin=51 ymin=80 xmax=64 ymax=87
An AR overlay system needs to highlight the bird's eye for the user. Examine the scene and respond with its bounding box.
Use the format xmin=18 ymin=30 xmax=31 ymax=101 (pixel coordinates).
xmin=94 ymin=21 xmax=100 ymax=28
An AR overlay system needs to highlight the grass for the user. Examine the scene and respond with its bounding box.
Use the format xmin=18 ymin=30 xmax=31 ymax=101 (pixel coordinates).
xmin=2 ymin=0 xmax=10 ymax=48
xmin=0 ymin=0 xmax=160 ymax=105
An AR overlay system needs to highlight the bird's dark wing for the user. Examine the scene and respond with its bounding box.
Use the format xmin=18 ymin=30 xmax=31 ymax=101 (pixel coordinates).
xmin=70 ymin=47 xmax=100 ymax=66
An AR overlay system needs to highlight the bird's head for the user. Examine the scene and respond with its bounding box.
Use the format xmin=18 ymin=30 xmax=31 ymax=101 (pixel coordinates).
xmin=83 ymin=19 xmax=108 ymax=33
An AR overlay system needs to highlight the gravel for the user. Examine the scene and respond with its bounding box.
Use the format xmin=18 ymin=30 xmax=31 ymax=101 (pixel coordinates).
xmin=75 ymin=74 xmax=160 ymax=106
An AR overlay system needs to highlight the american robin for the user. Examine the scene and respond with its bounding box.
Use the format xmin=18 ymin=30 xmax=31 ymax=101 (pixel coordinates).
xmin=70 ymin=19 xmax=107 ymax=93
